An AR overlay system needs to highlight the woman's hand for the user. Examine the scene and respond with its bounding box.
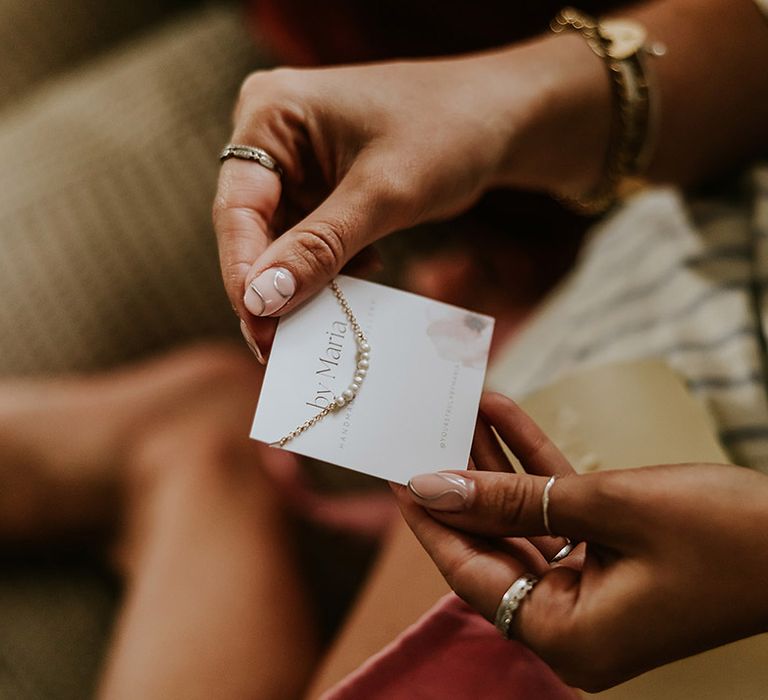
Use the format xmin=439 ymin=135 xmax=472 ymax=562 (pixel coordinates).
xmin=394 ymin=392 xmax=768 ymax=692
xmin=213 ymin=34 xmax=609 ymax=354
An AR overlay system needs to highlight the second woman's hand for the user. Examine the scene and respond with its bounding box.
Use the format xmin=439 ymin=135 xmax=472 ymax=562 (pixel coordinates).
xmin=394 ymin=393 xmax=768 ymax=692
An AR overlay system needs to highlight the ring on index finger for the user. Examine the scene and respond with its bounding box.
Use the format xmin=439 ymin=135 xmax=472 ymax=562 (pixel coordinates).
xmin=550 ymin=541 xmax=576 ymax=563
xmin=542 ymin=475 xmax=558 ymax=535
xmin=220 ymin=144 xmax=283 ymax=178
xmin=542 ymin=475 xmax=581 ymax=563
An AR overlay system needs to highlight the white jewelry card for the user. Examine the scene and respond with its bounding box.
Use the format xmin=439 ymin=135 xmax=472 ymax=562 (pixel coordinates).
xmin=250 ymin=275 xmax=494 ymax=484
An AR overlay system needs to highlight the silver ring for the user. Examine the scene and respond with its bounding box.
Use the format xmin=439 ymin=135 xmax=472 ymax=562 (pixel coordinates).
xmin=493 ymin=573 xmax=539 ymax=640
xmin=550 ymin=540 xmax=576 ymax=564
xmin=542 ymin=475 xmax=557 ymax=535
xmin=220 ymin=144 xmax=283 ymax=178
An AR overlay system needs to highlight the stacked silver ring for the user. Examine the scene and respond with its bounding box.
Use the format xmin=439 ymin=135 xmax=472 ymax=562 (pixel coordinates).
xmin=219 ymin=144 xmax=283 ymax=178
xmin=542 ymin=474 xmax=580 ymax=564
xmin=542 ymin=475 xmax=557 ymax=535
xmin=494 ymin=574 xmax=539 ymax=639
xmin=550 ymin=541 xmax=576 ymax=563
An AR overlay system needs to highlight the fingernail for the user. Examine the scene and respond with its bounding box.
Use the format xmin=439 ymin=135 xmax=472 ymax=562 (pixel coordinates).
xmin=244 ymin=267 xmax=296 ymax=316
xmin=407 ymin=472 xmax=475 ymax=511
xmin=240 ymin=320 xmax=266 ymax=365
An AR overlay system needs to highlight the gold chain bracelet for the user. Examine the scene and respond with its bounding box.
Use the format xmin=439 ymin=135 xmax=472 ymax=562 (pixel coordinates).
xmin=269 ymin=280 xmax=370 ymax=447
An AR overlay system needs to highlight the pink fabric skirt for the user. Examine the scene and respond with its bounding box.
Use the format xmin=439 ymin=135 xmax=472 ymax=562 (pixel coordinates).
xmin=322 ymin=593 xmax=578 ymax=699
xmin=259 ymin=450 xmax=574 ymax=697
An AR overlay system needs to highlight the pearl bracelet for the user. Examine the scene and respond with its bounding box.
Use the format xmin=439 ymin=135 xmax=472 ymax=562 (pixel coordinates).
xmin=270 ymin=280 xmax=369 ymax=447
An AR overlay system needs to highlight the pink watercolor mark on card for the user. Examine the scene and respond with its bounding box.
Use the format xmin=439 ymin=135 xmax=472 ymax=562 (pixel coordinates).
xmin=426 ymin=310 xmax=493 ymax=369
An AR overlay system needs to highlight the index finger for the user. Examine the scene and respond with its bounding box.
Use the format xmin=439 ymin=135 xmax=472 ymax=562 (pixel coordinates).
xmin=392 ymin=483 xmax=540 ymax=621
xmin=213 ymin=159 xmax=281 ymax=344
xmin=393 ymin=482 xmax=582 ymax=662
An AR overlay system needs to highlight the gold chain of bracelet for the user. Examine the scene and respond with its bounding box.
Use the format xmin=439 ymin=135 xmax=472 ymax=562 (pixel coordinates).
xmin=270 ymin=280 xmax=370 ymax=448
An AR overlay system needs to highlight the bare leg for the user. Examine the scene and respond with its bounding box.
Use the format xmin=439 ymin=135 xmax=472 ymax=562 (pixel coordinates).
xmin=100 ymin=363 xmax=318 ymax=699
xmin=0 ymin=343 xmax=317 ymax=698
xmin=0 ymin=344 xmax=265 ymax=540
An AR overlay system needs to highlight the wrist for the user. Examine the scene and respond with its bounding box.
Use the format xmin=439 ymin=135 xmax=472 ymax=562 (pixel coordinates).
xmin=488 ymin=32 xmax=612 ymax=200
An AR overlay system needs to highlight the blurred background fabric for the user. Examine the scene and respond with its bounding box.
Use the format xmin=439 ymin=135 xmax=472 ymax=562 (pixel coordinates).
xmin=0 ymin=2 xmax=262 ymax=377
xmin=0 ymin=3 xmax=262 ymax=696
xmin=0 ymin=0 xmax=192 ymax=109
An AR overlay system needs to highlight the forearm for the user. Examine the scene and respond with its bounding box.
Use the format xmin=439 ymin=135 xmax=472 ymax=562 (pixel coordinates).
xmin=492 ymin=0 xmax=768 ymax=199
xmin=626 ymin=0 xmax=768 ymax=186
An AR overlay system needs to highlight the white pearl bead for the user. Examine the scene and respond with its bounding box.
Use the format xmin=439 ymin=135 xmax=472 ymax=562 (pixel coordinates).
xmin=357 ymin=359 xmax=369 ymax=370
xmin=342 ymin=388 xmax=355 ymax=401
xmin=358 ymin=351 xmax=370 ymax=362
xmin=356 ymin=368 xmax=367 ymax=378
xmin=350 ymin=382 xmax=360 ymax=392
xmin=335 ymin=395 xmax=346 ymax=407
xmin=359 ymin=342 xmax=370 ymax=352
xmin=353 ymin=375 xmax=364 ymax=385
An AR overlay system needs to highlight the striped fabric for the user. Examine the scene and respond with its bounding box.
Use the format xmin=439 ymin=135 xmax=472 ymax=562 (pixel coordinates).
xmin=488 ymin=0 xmax=768 ymax=471
xmin=489 ymin=166 xmax=768 ymax=472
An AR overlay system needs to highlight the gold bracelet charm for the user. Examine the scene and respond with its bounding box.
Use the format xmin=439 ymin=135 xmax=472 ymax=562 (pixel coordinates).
xmin=550 ymin=7 xmax=665 ymax=214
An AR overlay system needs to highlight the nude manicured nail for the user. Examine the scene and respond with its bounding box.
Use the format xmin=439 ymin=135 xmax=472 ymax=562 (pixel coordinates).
xmin=407 ymin=472 xmax=475 ymax=511
xmin=239 ymin=320 xmax=266 ymax=365
xmin=244 ymin=267 xmax=296 ymax=316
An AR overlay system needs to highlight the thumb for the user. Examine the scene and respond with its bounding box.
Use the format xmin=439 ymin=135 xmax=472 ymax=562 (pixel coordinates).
xmin=241 ymin=159 xmax=412 ymax=319
xmin=406 ymin=470 xmax=623 ymax=545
